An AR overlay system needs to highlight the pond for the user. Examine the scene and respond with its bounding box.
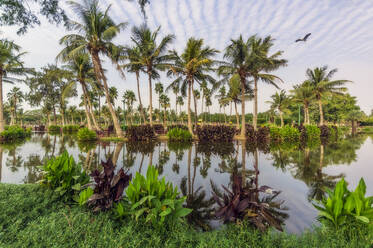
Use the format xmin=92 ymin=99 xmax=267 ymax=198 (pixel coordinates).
xmin=1 ymin=133 xmax=372 ymax=233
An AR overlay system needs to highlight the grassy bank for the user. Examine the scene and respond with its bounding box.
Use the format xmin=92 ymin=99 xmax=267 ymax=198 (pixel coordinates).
xmin=1 ymin=184 xmax=372 ymax=248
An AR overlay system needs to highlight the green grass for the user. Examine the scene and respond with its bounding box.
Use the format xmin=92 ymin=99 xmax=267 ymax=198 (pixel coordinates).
xmin=99 ymin=136 xmax=127 ymax=142
xmin=361 ymin=126 xmax=373 ymax=134
xmin=0 ymin=184 xmax=372 ymax=248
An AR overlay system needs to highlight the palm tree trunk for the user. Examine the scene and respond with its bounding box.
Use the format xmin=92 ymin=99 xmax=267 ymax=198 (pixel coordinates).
xmin=136 ymin=71 xmax=147 ymax=124
xmin=241 ymin=140 xmax=246 ymax=187
xmin=82 ymin=89 xmax=93 ymax=130
xmin=53 ymin=107 xmax=57 ymax=125
xmin=234 ymin=101 xmax=239 ymax=129
xmin=201 ymin=93 xmax=204 ymax=123
xmin=240 ymin=75 xmax=246 ymax=137
xmin=253 ymin=77 xmax=258 ymax=131
xmin=147 ymin=70 xmax=153 ymax=126
xmin=91 ymin=51 xmax=123 ymax=137
xmin=303 ymin=103 xmax=308 ymax=125
xmin=187 ymin=79 xmax=193 ymax=135
xmin=0 ymin=73 xmax=5 ymax=132
xmin=192 ymin=84 xmax=197 ymax=125
xmin=280 ymin=110 xmax=284 ymax=127
xmin=112 ymin=142 xmax=124 ymax=166
xmin=318 ymin=97 xmax=324 ymax=126
xmin=61 ymin=108 xmax=66 ymax=126
xmin=82 ymin=81 xmax=100 ymax=131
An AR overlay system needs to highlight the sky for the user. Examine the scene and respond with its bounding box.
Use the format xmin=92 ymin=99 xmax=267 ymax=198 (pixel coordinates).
xmin=2 ymin=0 xmax=373 ymax=114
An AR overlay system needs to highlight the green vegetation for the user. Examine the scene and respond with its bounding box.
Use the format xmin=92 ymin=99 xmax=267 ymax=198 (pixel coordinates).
xmin=1 ymin=183 xmax=372 ymax=248
xmin=167 ymin=128 xmax=192 ymax=142
xmin=62 ymin=124 xmax=80 ymax=133
xmin=196 ymin=125 xmax=236 ymax=142
xmin=77 ymin=127 xmax=97 ymax=141
xmin=48 ymin=125 xmax=61 ymax=133
xmin=39 ymin=151 xmax=90 ymax=201
xmin=313 ymin=178 xmax=373 ymax=228
xmin=126 ymin=125 xmax=156 ymax=141
xmin=0 ymin=125 xmax=31 ymax=142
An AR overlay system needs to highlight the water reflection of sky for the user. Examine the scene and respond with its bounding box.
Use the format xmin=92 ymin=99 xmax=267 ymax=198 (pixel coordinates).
xmin=0 ymin=134 xmax=372 ymax=234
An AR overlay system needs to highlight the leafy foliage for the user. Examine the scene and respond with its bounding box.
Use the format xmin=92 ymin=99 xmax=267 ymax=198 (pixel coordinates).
xmin=279 ymin=125 xmax=300 ymax=143
xmin=86 ymin=159 xmax=132 ymax=212
xmin=39 ymin=151 xmax=89 ymax=200
xmin=0 ymin=126 xmax=31 ymax=142
xmin=125 ymin=125 xmax=156 ymax=141
xmin=167 ymin=125 xmax=188 ymax=131
xmin=48 ymin=125 xmax=61 ymax=133
xmin=313 ymin=178 xmax=373 ymax=228
xmin=77 ymin=127 xmax=97 ymax=141
xmin=120 ymin=166 xmax=192 ymax=226
xmin=153 ymin=124 xmax=165 ymax=135
xmin=167 ymin=128 xmax=192 ymax=142
xmin=62 ymin=125 xmax=80 ymax=133
xmin=212 ymin=175 xmax=287 ymax=232
xmin=196 ymin=125 xmax=236 ymax=142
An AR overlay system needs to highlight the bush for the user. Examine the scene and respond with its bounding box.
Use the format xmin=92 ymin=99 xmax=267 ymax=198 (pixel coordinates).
xmin=167 ymin=125 xmax=188 ymax=132
xmin=126 ymin=125 xmax=156 ymax=141
xmin=77 ymin=127 xmax=97 ymax=141
xmin=118 ymin=166 xmax=192 ymax=226
xmin=196 ymin=125 xmax=235 ymax=142
xmin=48 ymin=125 xmax=61 ymax=133
xmin=305 ymin=125 xmax=321 ymax=140
xmin=245 ymin=125 xmax=270 ymax=144
xmin=39 ymin=151 xmax=90 ymax=201
xmin=0 ymin=126 xmax=31 ymax=142
xmin=153 ymin=124 xmax=165 ymax=134
xmin=62 ymin=125 xmax=80 ymax=133
xmin=167 ymin=128 xmax=192 ymax=142
xmin=279 ymin=125 xmax=300 ymax=143
xmin=269 ymin=126 xmax=282 ymax=142
xmin=121 ymin=124 xmax=129 ymax=131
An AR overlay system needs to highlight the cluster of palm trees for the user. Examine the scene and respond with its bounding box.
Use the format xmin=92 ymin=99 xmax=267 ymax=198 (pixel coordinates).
xmin=0 ymin=0 xmax=356 ymax=137
xmin=267 ymin=66 xmax=350 ymax=127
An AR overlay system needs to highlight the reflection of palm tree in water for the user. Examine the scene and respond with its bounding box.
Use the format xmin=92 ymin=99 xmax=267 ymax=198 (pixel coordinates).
xmin=23 ymin=155 xmax=43 ymax=183
xmin=0 ymin=146 xmax=3 ymax=181
xmin=6 ymin=147 xmax=23 ymax=172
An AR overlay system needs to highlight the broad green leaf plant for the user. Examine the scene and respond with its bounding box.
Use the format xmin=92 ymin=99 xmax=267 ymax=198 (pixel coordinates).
xmin=313 ymin=178 xmax=373 ymax=228
xmin=116 ymin=166 xmax=192 ymax=226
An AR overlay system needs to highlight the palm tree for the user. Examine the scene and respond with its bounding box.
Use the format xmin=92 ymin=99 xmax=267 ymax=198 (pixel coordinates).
xmin=0 ymin=39 xmax=27 ymax=131
xmin=64 ymin=53 xmax=101 ymax=130
xmin=155 ymin=82 xmax=164 ymax=121
xmin=123 ymin=90 xmax=136 ymax=125
xmin=306 ymin=66 xmax=350 ymax=126
xmin=168 ymin=38 xmax=218 ymax=134
xmin=267 ymin=90 xmax=290 ymax=127
xmin=130 ymin=24 xmax=174 ymax=126
xmin=122 ymin=45 xmax=146 ymax=123
xmin=218 ymin=36 xmax=253 ymax=137
xmin=290 ymin=81 xmax=314 ymax=125
xmin=7 ymin=87 xmax=23 ymax=125
xmin=247 ymin=36 xmax=287 ymax=131
xmin=58 ymin=0 xmax=127 ymax=137
xmin=159 ymin=93 xmax=170 ymax=126
xmin=176 ymin=96 xmax=184 ymax=120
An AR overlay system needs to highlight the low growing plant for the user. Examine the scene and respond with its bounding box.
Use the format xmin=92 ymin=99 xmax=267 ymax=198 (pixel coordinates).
xmin=0 ymin=126 xmax=31 ymax=142
xmin=269 ymin=126 xmax=282 ymax=143
xmin=77 ymin=127 xmax=97 ymax=141
xmin=118 ymin=166 xmax=192 ymax=226
xmin=62 ymin=125 xmax=80 ymax=133
xmin=167 ymin=128 xmax=192 ymax=142
xmin=82 ymin=159 xmax=132 ymax=211
xmin=48 ymin=125 xmax=61 ymax=133
xmin=196 ymin=125 xmax=235 ymax=142
xmin=39 ymin=151 xmax=90 ymax=201
xmin=313 ymin=177 xmax=373 ymax=228
xmin=125 ymin=125 xmax=156 ymax=141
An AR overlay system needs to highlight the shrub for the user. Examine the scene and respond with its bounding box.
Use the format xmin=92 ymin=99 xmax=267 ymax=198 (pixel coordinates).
xmin=269 ymin=126 xmax=282 ymax=142
xmin=39 ymin=151 xmax=90 ymax=201
xmin=153 ymin=124 xmax=165 ymax=134
xmin=0 ymin=126 xmax=31 ymax=141
xmin=196 ymin=125 xmax=235 ymax=142
xmin=305 ymin=125 xmax=321 ymax=140
xmin=125 ymin=125 xmax=156 ymax=141
xmin=121 ymin=124 xmax=128 ymax=131
xmin=118 ymin=166 xmax=192 ymax=226
xmin=81 ymin=159 xmax=132 ymax=211
xmin=320 ymin=125 xmax=330 ymax=140
xmin=62 ymin=125 xmax=80 ymax=133
xmin=279 ymin=125 xmax=300 ymax=143
xmin=48 ymin=125 xmax=61 ymax=133
xmin=167 ymin=128 xmax=192 ymax=142
xmin=313 ymin=178 xmax=373 ymax=228
xmin=245 ymin=125 xmax=270 ymax=144
xmin=77 ymin=127 xmax=97 ymax=141
xmin=167 ymin=124 xmax=188 ymax=132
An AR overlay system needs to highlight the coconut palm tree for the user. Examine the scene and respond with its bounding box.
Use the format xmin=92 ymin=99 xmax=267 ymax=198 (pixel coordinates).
xmin=0 ymin=39 xmax=28 ymax=131
xmin=123 ymin=90 xmax=136 ymax=125
xmin=58 ymin=0 xmax=127 ymax=137
xmin=122 ymin=45 xmax=146 ymax=123
xmin=7 ymin=87 xmax=23 ymax=125
xmin=155 ymin=82 xmax=164 ymax=121
xmin=64 ymin=53 xmax=101 ymax=130
xmin=305 ymin=66 xmax=350 ymax=126
xmin=246 ymin=36 xmax=287 ymax=131
xmin=159 ymin=94 xmax=170 ymax=126
xmin=130 ymin=24 xmax=174 ymax=126
xmin=267 ymin=90 xmax=290 ymax=127
xmin=168 ymin=38 xmax=218 ymax=134
xmin=290 ymin=81 xmax=314 ymax=125
xmin=176 ymin=96 xmax=184 ymax=119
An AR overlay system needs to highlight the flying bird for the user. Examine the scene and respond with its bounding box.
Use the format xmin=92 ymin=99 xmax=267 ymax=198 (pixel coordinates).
xmin=295 ymin=33 xmax=311 ymax=42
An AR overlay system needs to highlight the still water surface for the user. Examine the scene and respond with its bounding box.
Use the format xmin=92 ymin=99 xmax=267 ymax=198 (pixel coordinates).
xmin=1 ymin=133 xmax=372 ymax=233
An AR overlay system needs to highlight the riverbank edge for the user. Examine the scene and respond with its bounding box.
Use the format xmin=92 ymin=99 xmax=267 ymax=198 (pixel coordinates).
xmin=1 ymin=183 xmax=371 ymax=248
